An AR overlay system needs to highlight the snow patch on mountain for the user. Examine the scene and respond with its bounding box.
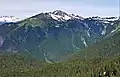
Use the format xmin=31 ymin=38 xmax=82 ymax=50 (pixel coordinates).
xmin=0 ymin=16 xmax=20 ymax=22
xmin=81 ymin=36 xmax=88 ymax=47
xmin=49 ymin=10 xmax=84 ymax=21
xmin=87 ymin=28 xmax=91 ymax=37
xmin=44 ymin=52 xmax=52 ymax=63
xmin=111 ymin=30 xmax=116 ymax=33
xmin=50 ymin=13 xmax=71 ymax=21
xmin=101 ymin=26 xmax=107 ymax=35
xmin=91 ymin=16 xmax=118 ymax=21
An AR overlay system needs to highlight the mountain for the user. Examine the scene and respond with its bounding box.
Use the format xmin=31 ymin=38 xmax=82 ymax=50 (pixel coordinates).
xmin=0 ymin=10 xmax=119 ymax=61
xmin=61 ymin=22 xmax=120 ymax=61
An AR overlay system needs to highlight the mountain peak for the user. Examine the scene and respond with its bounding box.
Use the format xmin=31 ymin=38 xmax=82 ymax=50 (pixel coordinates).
xmin=52 ymin=10 xmax=68 ymax=16
xmin=49 ymin=10 xmax=84 ymax=21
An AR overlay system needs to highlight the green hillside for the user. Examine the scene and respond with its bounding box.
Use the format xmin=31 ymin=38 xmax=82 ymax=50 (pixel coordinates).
xmin=0 ymin=54 xmax=120 ymax=77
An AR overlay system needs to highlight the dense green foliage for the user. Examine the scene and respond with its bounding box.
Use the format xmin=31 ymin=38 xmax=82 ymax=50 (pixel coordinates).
xmin=0 ymin=54 xmax=120 ymax=77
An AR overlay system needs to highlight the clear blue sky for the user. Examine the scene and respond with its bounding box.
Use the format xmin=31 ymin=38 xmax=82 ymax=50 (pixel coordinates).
xmin=0 ymin=0 xmax=119 ymax=19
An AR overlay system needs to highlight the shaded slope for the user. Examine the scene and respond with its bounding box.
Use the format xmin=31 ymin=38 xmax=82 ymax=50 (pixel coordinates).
xmin=61 ymin=24 xmax=120 ymax=61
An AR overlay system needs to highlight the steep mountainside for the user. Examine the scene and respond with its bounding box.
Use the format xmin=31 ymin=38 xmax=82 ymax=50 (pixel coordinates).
xmin=61 ymin=23 xmax=120 ymax=61
xmin=0 ymin=10 xmax=119 ymax=61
